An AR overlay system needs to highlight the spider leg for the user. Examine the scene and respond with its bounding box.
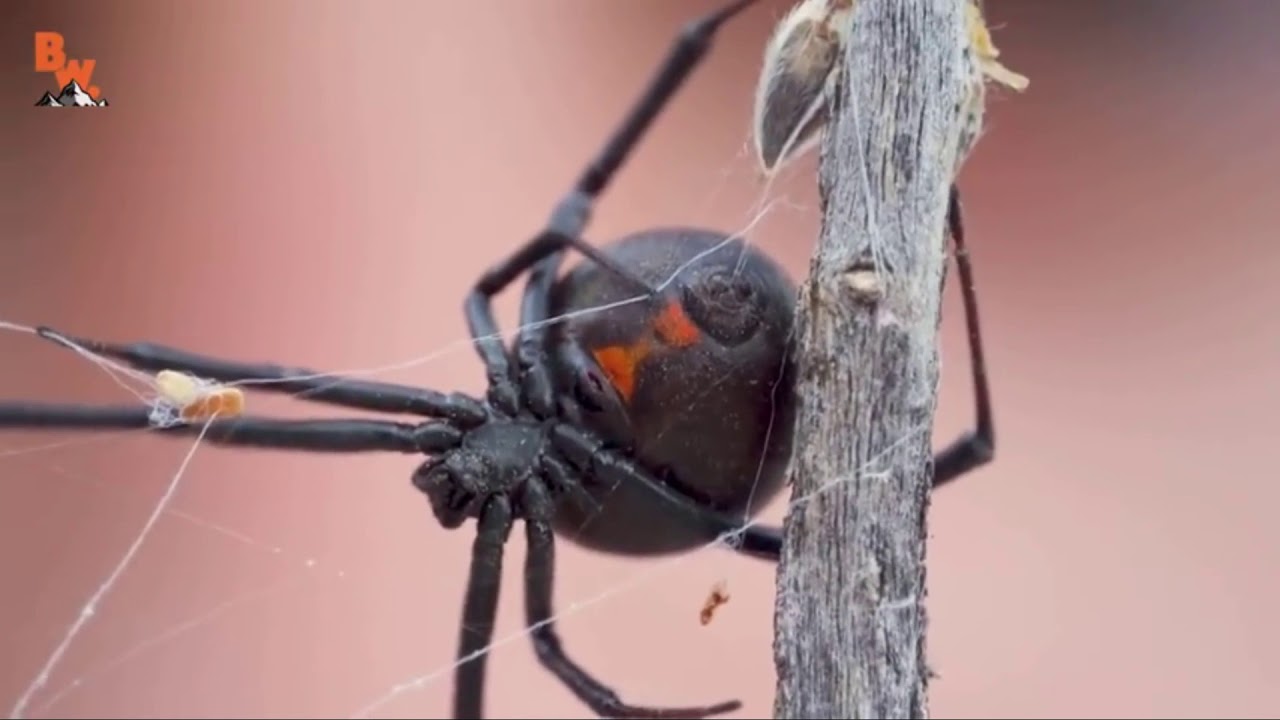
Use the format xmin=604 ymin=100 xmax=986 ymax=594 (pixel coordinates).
xmin=29 ymin=326 xmax=486 ymax=424
xmin=0 ymin=402 xmax=462 ymax=453
xmin=549 ymin=424 xmax=755 ymax=542
xmin=550 ymin=423 xmax=780 ymax=560
xmin=719 ymin=185 xmax=1000 ymax=562
xmin=931 ymin=185 xmax=995 ymax=486
xmin=514 ymin=251 xmax=568 ymax=418
xmin=452 ymin=495 xmax=514 ymax=720
xmin=521 ymin=481 xmax=741 ymax=719
xmin=464 ymin=0 xmax=758 ymax=414
xmin=571 ymin=0 xmax=758 ymax=197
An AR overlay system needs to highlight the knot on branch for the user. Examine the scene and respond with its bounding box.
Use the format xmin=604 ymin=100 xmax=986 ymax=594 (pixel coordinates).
xmin=843 ymin=260 xmax=883 ymax=305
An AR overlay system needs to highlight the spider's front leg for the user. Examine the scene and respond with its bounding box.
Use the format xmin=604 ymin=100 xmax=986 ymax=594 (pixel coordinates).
xmin=0 ymin=401 xmax=465 ymax=455
xmin=29 ymin=326 xmax=486 ymax=422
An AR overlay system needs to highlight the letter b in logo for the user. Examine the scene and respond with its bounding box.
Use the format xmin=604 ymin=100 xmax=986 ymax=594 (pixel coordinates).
xmin=35 ymin=31 xmax=66 ymax=72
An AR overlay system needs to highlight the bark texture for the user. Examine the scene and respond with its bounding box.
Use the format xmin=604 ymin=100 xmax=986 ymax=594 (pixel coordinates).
xmin=772 ymin=0 xmax=970 ymax=717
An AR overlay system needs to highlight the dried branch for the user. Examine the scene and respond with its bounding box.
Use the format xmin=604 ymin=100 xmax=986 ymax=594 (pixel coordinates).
xmin=771 ymin=0 xmax=971 ymax=718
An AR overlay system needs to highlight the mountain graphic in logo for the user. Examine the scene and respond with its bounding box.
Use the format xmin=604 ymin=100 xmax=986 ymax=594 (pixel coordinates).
xmin=35 ymin=80 xmax=108 ymax=107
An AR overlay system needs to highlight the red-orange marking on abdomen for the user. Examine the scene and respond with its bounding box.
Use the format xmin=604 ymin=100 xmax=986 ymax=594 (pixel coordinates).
xmin=591 ymin=341 xmax=652 ymax=403
xmin=653 ymin=300 xmax=700 ymax=347
xmin=591 ymin=300 xmax=699 ymax=404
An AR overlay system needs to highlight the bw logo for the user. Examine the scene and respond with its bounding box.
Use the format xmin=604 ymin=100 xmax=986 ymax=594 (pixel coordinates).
xmin=33 ymin=31 xmax=109 ymax=107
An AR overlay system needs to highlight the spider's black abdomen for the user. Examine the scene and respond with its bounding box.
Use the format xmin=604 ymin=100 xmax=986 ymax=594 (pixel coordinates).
xmin=546 ymin=228 xmax=797 ymax=556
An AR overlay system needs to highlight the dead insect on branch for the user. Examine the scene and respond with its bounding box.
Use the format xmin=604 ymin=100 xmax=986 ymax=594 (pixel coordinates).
xmin=752 ymin=0 xmax=1029 ymax=174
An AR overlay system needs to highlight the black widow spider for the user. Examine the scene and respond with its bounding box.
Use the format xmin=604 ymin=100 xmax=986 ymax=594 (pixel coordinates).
xmin=0 ymin=0 xmax=995 ymax=717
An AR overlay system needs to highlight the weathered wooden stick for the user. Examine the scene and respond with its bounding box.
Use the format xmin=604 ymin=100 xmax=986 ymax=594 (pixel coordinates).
xmin=771 ymin=0 xmax=970 ymax=717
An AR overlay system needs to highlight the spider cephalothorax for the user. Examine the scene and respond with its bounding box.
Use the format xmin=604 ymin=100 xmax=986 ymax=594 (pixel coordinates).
xmin=0 ymin=1 xmax=998 ymax=718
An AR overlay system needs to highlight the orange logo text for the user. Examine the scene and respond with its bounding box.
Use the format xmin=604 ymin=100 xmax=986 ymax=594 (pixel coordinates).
xmin=34 ymin=31 xmax=102 ymax=99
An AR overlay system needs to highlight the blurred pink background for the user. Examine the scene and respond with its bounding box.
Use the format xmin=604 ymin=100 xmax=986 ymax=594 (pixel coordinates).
xmin=2 ymin=1 xmax=1278 ymax=718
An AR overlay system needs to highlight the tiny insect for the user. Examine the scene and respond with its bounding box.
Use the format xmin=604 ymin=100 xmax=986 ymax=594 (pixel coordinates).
xmin=152 ymin=369 xmax=246 ymax=423
xmin=752 ymin=0 xmax=1028 ymax=174
xmin=700 ymin=580 xmax=731 ymax=626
